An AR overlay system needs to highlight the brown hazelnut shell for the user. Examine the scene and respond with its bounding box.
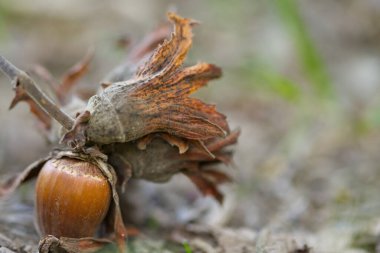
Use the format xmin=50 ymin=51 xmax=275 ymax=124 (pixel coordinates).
xmin=35 ymin=157 xmax=111 ymax=238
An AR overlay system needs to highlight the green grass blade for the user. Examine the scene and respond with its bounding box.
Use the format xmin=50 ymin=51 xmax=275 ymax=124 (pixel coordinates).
xmin=273 ymin=0 xmax=332 ymax=98
xmin=183 ymin=242 xmax=193 ymax=253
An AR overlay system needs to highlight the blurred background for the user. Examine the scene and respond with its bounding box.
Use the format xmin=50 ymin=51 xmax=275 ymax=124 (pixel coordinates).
xmin=1 ymin=0 xmax=380 ymax=252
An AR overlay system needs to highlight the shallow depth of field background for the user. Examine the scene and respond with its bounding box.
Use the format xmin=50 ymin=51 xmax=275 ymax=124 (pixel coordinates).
xmin=1 ymin=0 xmax=380 ymax=252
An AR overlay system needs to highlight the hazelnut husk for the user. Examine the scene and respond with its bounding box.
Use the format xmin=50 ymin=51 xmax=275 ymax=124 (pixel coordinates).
xmin=0 ymin=12 xmax=239 ymax=253
xmin=35 ymin=157 xmax=111 ymax=238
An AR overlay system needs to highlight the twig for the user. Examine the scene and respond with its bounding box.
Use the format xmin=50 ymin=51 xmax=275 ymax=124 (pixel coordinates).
xmin=0 ymin=56 xmax=74 ymax=130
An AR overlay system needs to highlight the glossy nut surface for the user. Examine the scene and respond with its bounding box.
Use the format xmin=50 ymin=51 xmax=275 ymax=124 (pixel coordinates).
xmin=35 ymin=158 xmax=111 ymax=238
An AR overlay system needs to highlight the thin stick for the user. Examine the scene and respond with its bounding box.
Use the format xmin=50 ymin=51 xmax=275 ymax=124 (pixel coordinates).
xmin=0 ymin=56 xmax=20 ymax=79
xmin=0 ymin=56 xmax=74 ymax=130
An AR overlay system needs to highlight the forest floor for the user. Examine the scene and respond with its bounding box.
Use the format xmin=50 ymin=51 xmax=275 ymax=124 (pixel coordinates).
xmin=1 ymin=0 xmax=380 ymax=252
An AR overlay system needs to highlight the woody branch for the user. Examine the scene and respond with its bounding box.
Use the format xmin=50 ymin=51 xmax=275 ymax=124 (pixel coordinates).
xmin=0 ymin=56 xmax=74 ymax=130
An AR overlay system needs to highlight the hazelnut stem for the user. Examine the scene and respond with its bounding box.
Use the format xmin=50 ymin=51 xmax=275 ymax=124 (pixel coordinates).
xmin=0 ymin=56 xmax=74 ymax=130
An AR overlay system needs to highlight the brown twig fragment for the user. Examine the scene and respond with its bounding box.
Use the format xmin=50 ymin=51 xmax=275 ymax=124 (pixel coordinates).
xmin=0 ymin=56 xmax=74 ymax=130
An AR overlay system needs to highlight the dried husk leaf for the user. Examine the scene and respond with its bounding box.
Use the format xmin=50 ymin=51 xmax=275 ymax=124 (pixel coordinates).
xmin=0 ymin=157 xmax=49 ymax=198
xmin=56 ymin=48 xmax=94 ymax=104
xmin=135 ymin=12 xmax=195 ymax=79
